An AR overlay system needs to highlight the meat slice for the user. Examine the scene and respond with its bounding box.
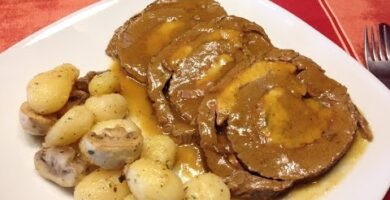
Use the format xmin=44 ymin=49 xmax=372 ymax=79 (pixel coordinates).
xmin=198 ymin=92 xmax=293 ymax=200
xmin=147 ymin=16 xmax=272 ymax=143
xmin=225 ymin=171 xmax=293 ymax=200
xmin=106 ymin=0 xmax=226 ymax=83
xmin=197 ymin=49 xmax=371 ymax=199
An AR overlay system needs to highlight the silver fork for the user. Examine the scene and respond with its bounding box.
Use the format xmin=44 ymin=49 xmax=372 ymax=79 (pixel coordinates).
xmin=364 ymin=23 xmax=390 ymax=79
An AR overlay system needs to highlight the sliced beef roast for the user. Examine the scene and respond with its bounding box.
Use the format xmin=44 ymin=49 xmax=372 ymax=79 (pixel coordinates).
xmin=147 ymin=16 xmax=273 ymax=143
xmin=107 ymin=1 xmax=372 ymax=199
xmin=198 ymin=49 xmax=371 ymax=199
xmin=106 ymin=0 xmax=226 ymax=83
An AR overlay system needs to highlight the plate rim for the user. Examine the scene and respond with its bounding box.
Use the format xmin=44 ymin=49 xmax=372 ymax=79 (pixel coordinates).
xmin=0 ymin=0 xmax=389 ymax=199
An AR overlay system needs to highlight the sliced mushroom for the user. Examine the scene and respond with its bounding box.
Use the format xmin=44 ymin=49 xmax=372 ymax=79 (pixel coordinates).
xmin=34 ymin=146 xmax=87 ymax=187
xmin=74 ymin=71 xmax=102 ymax=92
xmin=56 ymin=71 xmax=104 ymax=117
xmin=56 ymin=89 xmax=89 ymax=117
xmin=79 ymin=124 xmax=143 ymax=170
xmin=19 ymin=102 xmax=57 ymax=136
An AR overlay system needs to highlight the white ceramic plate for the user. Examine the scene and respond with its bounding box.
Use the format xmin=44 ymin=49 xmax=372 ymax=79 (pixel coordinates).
xmin=0 ymin=0 xmax=389 ymax=199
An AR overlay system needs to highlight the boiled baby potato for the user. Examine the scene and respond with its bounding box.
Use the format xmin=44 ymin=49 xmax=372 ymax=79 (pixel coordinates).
xmin=126 ymin=158 xmax=184 ymax=200
xmin=184 ymin=173 xmax=230 ymax=200
xmin=124 ymin=194 xmax=137 ymax=200
xmin=88 ymin=71 xmax=120 ymax=96
xmin=85 ymin=93 xmax=128 ymax=122
xmin=44 ymin=105 xmax=94 ymax=147
xmin=27 ymin=63 xmax=79 ymax=114
xmin=74 ymin=169 xmax=130 ymax=200
xmin=142 ymin=135 xmax=177 ymax=168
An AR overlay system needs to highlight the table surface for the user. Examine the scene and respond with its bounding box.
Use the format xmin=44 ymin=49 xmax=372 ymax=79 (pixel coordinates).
xmin=0 ymin=0 xmax=389 ymax=199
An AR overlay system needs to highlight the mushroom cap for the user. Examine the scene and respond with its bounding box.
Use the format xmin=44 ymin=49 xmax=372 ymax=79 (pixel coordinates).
xmin=19 ymin=102 xmax=57 ymax=136
xmin=34 ymin=146 xmax=87 ymax=187
xmin=80 ymin=121 xmax=143 ymax=169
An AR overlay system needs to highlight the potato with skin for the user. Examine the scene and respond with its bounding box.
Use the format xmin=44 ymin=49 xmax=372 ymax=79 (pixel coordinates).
xmin=85 ymin=93 xmax=128 ymax=122
xmin=44 ymin=105 xmax=94 ymax=147
xmin=74 ymin=169 xmax=130 ymax=200
xmin=184 ymin=173 xmax=230 ymax=200
xmin=88 ymin=71 xmax=120 ymax=96
xmin=126 ymin=158 xmax=184 ymax=200
xmin=142 ymin=135 xmax=177 ymax=168
xmin=27 ymin=63 xmax=79 ymax=114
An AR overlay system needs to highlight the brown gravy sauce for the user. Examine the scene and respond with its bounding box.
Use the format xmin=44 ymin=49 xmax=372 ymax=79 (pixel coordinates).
xmin=111 ymin=60 xmax=368 ymax=197
xmin=111 ymin=61 xmax=162 ymax=137
xmin=173 ymin=145 xmax=205 ymax=183
xmin=111 ymin=61 xmax=205 ymax=183
xmin=284 ymin=133 xmax=368 ymax=199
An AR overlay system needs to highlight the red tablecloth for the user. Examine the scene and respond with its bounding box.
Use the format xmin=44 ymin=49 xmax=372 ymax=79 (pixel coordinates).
xmin=0 ymin=0 xmax=389 ymax=199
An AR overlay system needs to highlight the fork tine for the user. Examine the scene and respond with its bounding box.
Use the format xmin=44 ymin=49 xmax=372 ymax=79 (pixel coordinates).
xmin=364 ymin=26 xmax=373 ymax=66
xmin=380 ymin=23 xmax=390 ymax=59
xmin=378 ymin=25 xmax=385 ymax=60
xmin=371 ymin=26 xmax=379 ymax=61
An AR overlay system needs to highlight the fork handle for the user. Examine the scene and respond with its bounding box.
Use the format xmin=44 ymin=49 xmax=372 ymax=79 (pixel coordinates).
xmin=378 ymin=77 xmax=390 ymax=89
xmin=369 ymin=64 xmax=390 ymax=78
